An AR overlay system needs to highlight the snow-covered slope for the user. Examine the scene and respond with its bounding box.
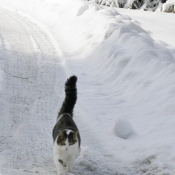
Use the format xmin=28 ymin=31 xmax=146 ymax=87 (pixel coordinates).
xmin=117 ymin=8 xmax=175 ymax=48
xmin=0 ymin=0 xmax=175 ymax=174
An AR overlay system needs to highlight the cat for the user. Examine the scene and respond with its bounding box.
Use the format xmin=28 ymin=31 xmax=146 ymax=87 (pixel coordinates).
xmin=52 ymin=75 xmax=81 ymax=175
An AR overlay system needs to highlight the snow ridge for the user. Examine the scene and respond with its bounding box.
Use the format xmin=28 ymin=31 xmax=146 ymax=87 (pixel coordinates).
xmin=0 ymin=0 xmax=175 ymax=175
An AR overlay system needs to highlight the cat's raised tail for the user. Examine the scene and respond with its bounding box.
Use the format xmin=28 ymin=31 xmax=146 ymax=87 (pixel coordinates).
xmin=58 ymin=75 xmax=77 ymax=117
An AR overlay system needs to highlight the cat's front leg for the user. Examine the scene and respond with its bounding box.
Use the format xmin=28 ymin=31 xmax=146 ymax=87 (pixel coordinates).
xmin=54 ymin=155 xmax=65 ymax=175
xmin=66 ymin=157 xmax=74 ymax=172
xmin=55 ymin=162 xmax=65 ymax=175
xmin=66 ymin=149 xmax=79 ymax=172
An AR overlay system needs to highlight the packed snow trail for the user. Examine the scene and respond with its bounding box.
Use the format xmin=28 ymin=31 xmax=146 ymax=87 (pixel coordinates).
xmin=0 ymin=7 xmax=67 ymax=175
xmin=0 ymin=7 xmax=126 ymax=175
xmin=1 ymin=1 xmax=175 ymax=175
xmin=0 ymin=7 xmax=138 ymax=175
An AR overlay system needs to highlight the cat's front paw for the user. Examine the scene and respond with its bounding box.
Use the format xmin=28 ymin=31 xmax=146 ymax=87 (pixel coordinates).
xmin=56 ymin=168 xmax=67 ymax=175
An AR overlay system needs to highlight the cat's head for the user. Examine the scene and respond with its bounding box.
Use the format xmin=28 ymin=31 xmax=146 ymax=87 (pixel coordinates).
xmin=57 ymin=129 xmax=78 ymax=150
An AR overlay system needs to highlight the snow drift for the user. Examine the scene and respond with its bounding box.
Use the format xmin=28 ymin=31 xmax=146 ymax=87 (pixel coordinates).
xmin=0 ymin=0 xmax=175 ymax=174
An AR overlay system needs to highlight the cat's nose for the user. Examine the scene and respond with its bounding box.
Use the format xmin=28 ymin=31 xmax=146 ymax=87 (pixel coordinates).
xmin=66 ymin=148 xmax=68 ymax=151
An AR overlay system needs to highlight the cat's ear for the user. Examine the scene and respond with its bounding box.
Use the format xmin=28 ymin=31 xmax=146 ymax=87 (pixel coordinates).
xmin=73 ymin=131 xmax=78 ymax=140
xmin=59 ymin=130 xmax=63 ymax=136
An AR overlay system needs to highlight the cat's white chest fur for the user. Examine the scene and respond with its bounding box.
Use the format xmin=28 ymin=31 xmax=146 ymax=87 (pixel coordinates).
xmin=53 ymin=136 xmax=80 ymax=175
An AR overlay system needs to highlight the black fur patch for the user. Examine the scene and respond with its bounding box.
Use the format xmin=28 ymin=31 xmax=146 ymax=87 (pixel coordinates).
xmin=52 ymin=76 xmax=81 ymax=147
xmin=58 ymin=76 xmax=77 ymax=117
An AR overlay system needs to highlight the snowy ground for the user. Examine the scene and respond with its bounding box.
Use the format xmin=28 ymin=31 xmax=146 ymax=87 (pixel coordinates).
xmin=117 ymin=8 xmax=175 ymax=48
xmin=0 ymin=0 xmax=175 ymax=175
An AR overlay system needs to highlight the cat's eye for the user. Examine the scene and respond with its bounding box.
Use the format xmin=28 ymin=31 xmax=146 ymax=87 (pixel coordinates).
xmin=69 ymin=140 xmax=77 ymax=145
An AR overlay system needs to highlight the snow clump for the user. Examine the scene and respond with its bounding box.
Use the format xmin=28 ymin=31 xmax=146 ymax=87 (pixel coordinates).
xmin=113 ymin=118 xmax=135 ymax=139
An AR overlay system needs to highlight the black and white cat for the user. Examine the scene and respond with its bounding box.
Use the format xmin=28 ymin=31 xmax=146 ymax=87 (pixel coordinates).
xmin=52 ymin=75 xmax=81 ymax=175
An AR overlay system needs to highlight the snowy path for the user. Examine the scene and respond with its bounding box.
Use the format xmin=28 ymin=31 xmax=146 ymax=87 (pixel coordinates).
xmin=0 ymin=1 xmax=175 ymax=175
xmin=0 ymin=7 xmax=66 ymax=175
xmin=0 ymin=7 xmax=135 ymax=175
xmin=0 ymin=7 xmax=123 ymax=175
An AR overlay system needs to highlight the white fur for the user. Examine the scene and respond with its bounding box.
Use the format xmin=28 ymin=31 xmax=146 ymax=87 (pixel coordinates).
xmin=65 ymin=129 xmax=73 ymax=135
xmin=53 ymin=133 xmax=80 ymax=175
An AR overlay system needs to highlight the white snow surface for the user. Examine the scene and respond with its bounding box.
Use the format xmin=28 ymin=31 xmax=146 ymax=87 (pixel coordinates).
xmin=114 ymin=118 xmax=135 ymax=139
xmin=0 ymin=0 xmax=175 ymax=175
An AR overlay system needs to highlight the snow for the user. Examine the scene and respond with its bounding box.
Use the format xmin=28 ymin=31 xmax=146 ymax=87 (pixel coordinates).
xmin=163 ymin=0 xmax=175 ymax=13
xmin=0 ymin=0 xmax=175 ymax=175
xmin=116 ymin=8 xmax=175 ymax=48
xmin=113 ymin=118 xmax=135 ymax=139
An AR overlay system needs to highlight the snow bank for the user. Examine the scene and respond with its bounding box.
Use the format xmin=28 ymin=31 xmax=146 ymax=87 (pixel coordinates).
xmin=0 ymin=0 xmax=175 ymax=174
